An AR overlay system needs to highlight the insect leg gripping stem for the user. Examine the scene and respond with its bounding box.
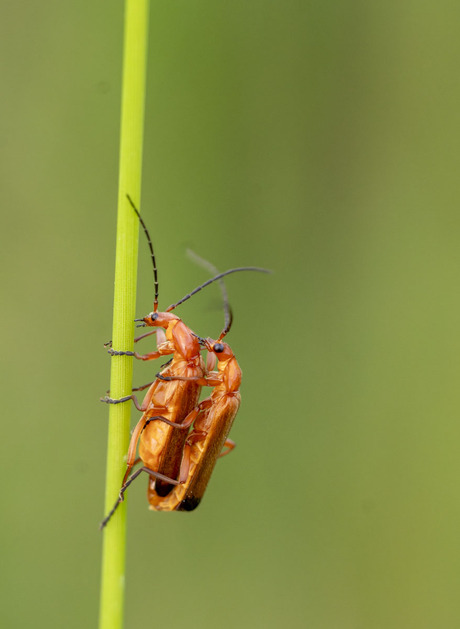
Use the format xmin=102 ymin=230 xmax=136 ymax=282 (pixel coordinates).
xmin=99 ymin=466 xmax=182 ymax=530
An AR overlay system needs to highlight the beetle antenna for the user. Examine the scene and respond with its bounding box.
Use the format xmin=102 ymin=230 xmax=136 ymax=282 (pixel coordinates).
xmin=166 ymin=267 xmax=271 ymax=312
xmin=218 ymin=305 xmax=233 ymax=340
xmin=186 ymin=249 xmax=231 ymax=334
xmin=126 ymin=194 xmax=159 ymax=312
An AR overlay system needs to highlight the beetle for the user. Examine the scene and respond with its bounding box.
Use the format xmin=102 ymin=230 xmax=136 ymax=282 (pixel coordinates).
xmin=101 ymin=196 xmax=207 ymax=503
xmin=148 ymin=312 xmax=242 ymax=512
xmin=100 ymin=195 xmax=269 ymax=527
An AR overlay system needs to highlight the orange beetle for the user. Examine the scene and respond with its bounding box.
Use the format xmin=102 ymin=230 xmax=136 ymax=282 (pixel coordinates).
xmin=149 ymin=314 xmax=242 ymax=511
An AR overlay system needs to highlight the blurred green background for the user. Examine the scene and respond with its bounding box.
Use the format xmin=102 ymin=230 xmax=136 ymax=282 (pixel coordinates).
xmin=2 ymin=1 xmax=460 ymax=627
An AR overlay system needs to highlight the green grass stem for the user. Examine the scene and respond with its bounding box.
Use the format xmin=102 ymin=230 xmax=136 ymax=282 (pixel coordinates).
xmin=99 ymin=2 xmax=150 ymax=628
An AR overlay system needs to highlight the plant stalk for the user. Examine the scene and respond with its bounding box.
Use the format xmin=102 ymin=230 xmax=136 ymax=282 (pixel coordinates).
xmin=99 ymin=2 xmax=150 ymax=628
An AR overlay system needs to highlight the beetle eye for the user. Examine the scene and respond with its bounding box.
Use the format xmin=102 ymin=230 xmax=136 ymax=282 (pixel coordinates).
xmin=150 ymin=312 xmax=158 ymax=322
xmin=213 ymin=343 xmax=224 ymax=353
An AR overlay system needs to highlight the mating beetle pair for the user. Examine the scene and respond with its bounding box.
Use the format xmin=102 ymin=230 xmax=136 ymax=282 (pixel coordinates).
xmin=100 ymin=195 xmax=269 ymax=528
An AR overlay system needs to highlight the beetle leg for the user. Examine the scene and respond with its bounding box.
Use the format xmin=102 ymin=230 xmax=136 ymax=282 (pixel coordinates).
xmin=107 ymin=348 xmax=160 ymax=360
xmin=159 ymin=357 xmax=173 ymax=370
xmin=143 ymin=413 xmax=193 ymax=431
xmin=100 ymin=379 xmax=166 ymax=411
xmin=155 ymin=373 xmax=221 ymax=387
xmin=133 ymin=329 xmax=157 ymax=343
xmin=121 ymin=456 xmax=142 ymax=481
xmin=107 ymin=345 xmax=174 ymax=362
xmin=107 ymin=348 xmax=137 ymax=357
xmin=142 ymin=402 xmax=203 ymax=432
xmin=126 ymin=466 xmax=182 ymax=493
xmin=142 ymin=414 xmax=190 ymax=431
xmin=186 ymin=431 xmax=207 ymax=446
xmin=103 ymin=329 xmax=157 ymax=349
xmin=100 ymin=393 xmax=144 ymax=411
xmin=219 ymin=439 xmax=236 ymax=458
xmin=178 ymin=444 xmax=192 ymax=483
xmin=100 ymin=466 xmax=182 ymax=530
xmin=147 ymin=397 xmax=213 ymax=432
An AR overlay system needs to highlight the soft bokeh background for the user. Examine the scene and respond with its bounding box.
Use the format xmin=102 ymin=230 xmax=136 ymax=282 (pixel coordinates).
xmin=2 ymin=2 xmax=460 ymax=628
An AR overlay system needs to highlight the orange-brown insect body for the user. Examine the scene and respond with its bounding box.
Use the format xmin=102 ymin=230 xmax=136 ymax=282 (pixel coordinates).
xmin=127 ymin=313 xmax=205 ymax=497
xmin=149 ymin=340 xmax=241 ymax=511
